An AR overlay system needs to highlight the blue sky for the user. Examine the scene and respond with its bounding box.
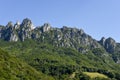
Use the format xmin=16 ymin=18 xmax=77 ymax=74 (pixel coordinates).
xmin=0 ymin=0 xmax=120 ymax=42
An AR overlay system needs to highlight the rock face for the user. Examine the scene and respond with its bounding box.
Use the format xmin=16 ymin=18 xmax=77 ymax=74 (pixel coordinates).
xmin=21 ymin=18 xmax=33 ymax=30
xmin=0 ymin=18 xmax=119 ymax=55
xmin=99 ymin=37 xmax=106 ymax=46
xmin=105 ymin=38 xmax=116 ymax=53
xmin=19 ymin=18 xmax=34 ymax=41
xmin=42 ymin=23 xmax=51 ymax=32
xmin=0 ymin=22 xmax=18 ymax=41
xmin=14 ymin=21 xmax=20 ymax=29
xmin=99 ymin=37 xmax=116 ymax=53
xmin=0 ymin=18 xmax=102 ymax=52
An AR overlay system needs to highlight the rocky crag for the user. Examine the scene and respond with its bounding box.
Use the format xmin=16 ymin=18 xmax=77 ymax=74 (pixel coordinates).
xmin=0 ymin=18 xmax=120 ymax=63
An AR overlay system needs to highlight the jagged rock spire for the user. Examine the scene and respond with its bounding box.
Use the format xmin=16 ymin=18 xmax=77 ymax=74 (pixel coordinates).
xmin=99 ymin=37 xmax=116 ymax=53
xmin=42 ymin=23 xmax=51 ymax=32
xmin=105 ymin=37 xmax=116 ymax=53
xmin=100 ymin=37 xmax=106 ymax=46
xmin=14 ymin=21 xmax=20 ymax=29
xmin=21 ymin=18 xmax=34 ymax=30
xmin=16 ymin=21 xmax=20 ymax=25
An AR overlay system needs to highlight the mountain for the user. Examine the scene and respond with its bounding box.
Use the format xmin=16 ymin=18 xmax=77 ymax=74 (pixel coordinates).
xmin=0 ymin=18 xmax=120 ymax=61
xmin=0 ymin=18 xmax=120 ymax=80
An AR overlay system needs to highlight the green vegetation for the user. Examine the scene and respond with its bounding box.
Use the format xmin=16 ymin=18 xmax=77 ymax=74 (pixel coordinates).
xmin=0 ymin=39 xmax=120 ymax=80
xmin=0 ymin=48 xmax=54 ymax=80
xmin=83 ymin=72 xmax=108 ymax=78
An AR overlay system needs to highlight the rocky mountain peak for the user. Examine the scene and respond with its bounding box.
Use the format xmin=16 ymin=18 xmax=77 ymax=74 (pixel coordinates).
xmin=99 ymin=37 xmax=116 ymax=53
xmin=100 ymin=37 xmax=106 ymax=46
xmin=16 ymin=21 xmax=20 ymax=25
xmin=22 ymin=18 xmax=32 ymax=25
xmin=2 ymin=21 xmax=18 ymax=41
xmin=21 ymin=18 xmax=34 ymax=30
xmin=105 ymin=37 xmax=116 ymax=52
xmin=42 ymin=23 xmax=51 ymax=32
xmin=14 ymin=21 xmax=20 ymax=29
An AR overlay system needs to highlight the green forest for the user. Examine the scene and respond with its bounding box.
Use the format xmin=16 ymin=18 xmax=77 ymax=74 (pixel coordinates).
xmin=0 ymin=39 xmax=120 ymax=80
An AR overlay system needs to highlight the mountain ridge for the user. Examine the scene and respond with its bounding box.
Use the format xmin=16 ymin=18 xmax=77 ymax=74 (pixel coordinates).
xmin=0 ymin=18 xmax=117 ymax=42
xmin=0 ymin=18 xmax=119 ymax=53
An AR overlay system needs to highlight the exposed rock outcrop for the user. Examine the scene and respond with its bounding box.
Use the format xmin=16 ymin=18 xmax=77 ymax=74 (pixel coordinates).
xmin=0 ymin=18 xmax=119 ymax=55
xmin=99 ymin=37 xmax=116 ymax=53
xmin=42 ymin=23 xmax=51 ymax=32
xmin=0 ymin=18 xmax=102 ymax=50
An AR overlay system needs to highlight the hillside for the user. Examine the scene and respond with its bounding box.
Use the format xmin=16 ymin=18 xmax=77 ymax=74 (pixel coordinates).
xmin=0 ymin=40 xmax=120 ymax=80
xmin=0 ymin=48 xmax=54 ymax=80
xmin=0 ymin=18 xmax=120 ymax=80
